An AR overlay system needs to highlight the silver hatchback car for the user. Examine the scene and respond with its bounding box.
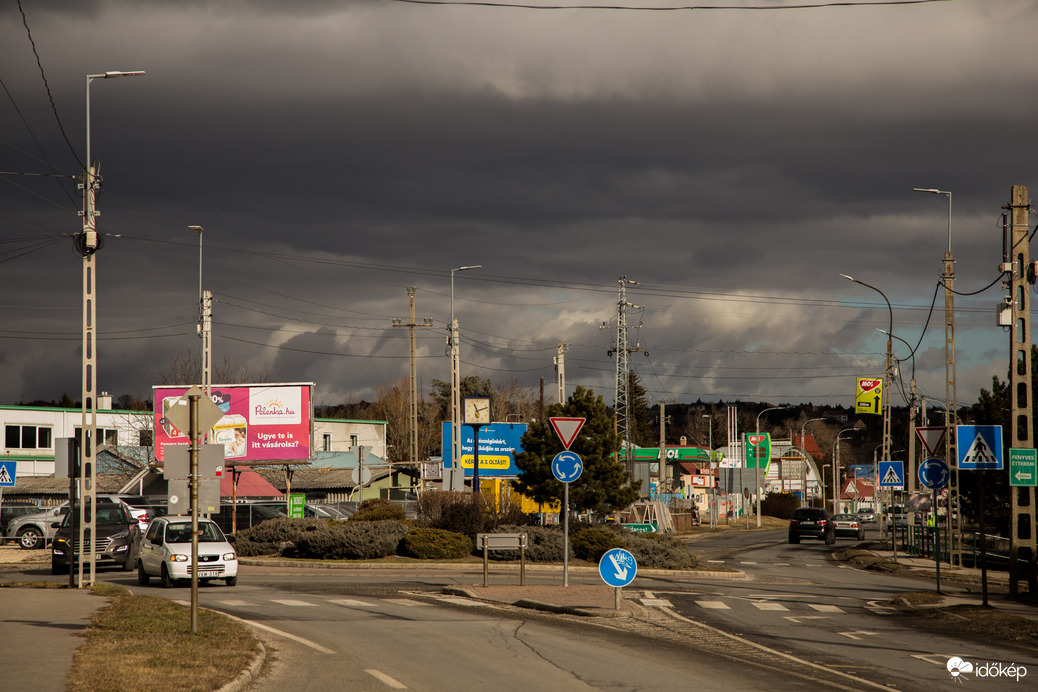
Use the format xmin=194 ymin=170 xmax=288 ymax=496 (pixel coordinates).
xmin=137 ymin=516 xmax=238 ymax=587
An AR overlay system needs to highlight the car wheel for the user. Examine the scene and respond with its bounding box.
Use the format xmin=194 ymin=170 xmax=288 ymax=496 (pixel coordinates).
xmin=160 ymin=563 xmax=175 ymax=588
xmin=788 ymin=533 xmax=800 ymax=544
xmin=137 ymin=560 xmax=150 ymax=586
xmin=17 ymin=527 xmax=43 ymax=550
xmin=225 ymin=575 xmax=237 ymax=587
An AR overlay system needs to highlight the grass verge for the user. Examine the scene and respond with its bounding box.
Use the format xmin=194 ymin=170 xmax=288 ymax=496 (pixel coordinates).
xmin=904 ymin=605 xmax=1038 ymax=650
xmin=68 ymin=585 xmax=260 ymax=692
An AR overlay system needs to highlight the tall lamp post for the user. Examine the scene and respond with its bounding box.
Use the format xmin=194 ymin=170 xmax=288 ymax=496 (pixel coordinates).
xmin=799 ymin=417 xmax=826 ymax=508
xmin=755 ymin=406 xmax=787 ymax=527
xmin=77 ymin=70 xmax=145 ymax=588
xmin=913 ymin=187 xmax=959 ymax=563
xmin=833 ymin=428 xmax=856 ymax=514
xmin=841 ymin=273 xmax=894 ymax=504
xmin=449 ymin=265 xmax=481 ymax=491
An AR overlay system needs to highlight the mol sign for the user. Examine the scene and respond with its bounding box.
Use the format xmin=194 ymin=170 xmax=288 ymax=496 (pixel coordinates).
xmin=855 ymin=378 xmax=883 ymax=415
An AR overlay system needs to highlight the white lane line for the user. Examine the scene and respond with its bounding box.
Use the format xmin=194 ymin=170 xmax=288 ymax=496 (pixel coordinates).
xmin=809 ymin=604 xmax=845 ymax=613
xmin=752 ymin=602 xmax=788 ymax=611
xmin=383 ymin=598 xmax=431 ymax=607
xmin=271 ymin=599 xmax=317 ymax=607
xmin=241 ymin=619 xmax=336 ymax=654
xmin=366 ymin=669 xmax=407 ymax=689
xmin=695 ymin=601 xmax=730 ymax=610
xmin=329 ymin=598 xmax=378 ymax=607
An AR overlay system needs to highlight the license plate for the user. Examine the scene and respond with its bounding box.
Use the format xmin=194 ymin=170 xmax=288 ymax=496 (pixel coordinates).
xmin=95 ymin=553 xmax=103 ymax=560
xmin=197 ymin=570 xmax=219 ymax=578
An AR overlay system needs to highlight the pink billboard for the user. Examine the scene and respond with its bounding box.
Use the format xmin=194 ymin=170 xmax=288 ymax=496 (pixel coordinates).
xmin=153 ymin=383 xmax=313 ymax=463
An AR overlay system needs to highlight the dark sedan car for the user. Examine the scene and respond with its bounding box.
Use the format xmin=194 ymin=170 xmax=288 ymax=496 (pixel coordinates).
xmin=788 ymin=507 xmax=835 ymax=544
xmin=51 ymin=502 xmax=141 ymax=574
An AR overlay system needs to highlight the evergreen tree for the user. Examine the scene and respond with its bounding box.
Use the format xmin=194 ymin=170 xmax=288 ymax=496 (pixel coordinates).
xmin=513 ymin=386 xmax=641 ymax=516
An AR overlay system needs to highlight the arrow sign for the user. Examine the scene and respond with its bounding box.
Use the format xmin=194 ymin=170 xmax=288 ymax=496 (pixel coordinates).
xmin=1009 ymin=448 xmax=1037 ymax=488
xmin=550 ymin=417 xmax=585 ymax=450
xmin=915 ymin=426 xmax=947 ymax=458
xmin=552 ymin=450 xmax=583 ymax=483
xmin=599 ymin=547 xmax=637 ymax=588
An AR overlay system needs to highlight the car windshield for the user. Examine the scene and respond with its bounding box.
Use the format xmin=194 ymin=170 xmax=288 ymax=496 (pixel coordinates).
xmin=833 ymin=514 xmax=855 ymax=520
xmin=165 ymin=521 xmax=226 ymax=544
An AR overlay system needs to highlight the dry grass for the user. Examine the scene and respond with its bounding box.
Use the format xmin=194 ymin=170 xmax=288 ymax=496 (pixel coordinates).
xmin=68 ymin=588 xmax=260 ymax=692
xmin=907 ymin=605 xmax=1038 ymax=650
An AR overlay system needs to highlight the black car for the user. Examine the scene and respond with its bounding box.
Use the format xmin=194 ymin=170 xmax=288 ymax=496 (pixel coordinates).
xmin=51 ymin=502 xmax=141 ymax=574
xmin=788 ymin=507 xmax=835 ymax=544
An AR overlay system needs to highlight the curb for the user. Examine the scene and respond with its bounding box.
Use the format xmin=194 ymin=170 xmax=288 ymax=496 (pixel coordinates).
xmin=216 ymin=641 xmax=266 ymax=692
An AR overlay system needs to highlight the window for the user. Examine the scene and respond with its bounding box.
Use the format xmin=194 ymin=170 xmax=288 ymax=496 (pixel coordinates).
xmin=323 ymin=434 xmax=332 ymax=452
xmin=74 ymin=428 xmax=118 ymax=446
xmin=350 ymin=434 xmax=359 ymax=448
xmin=139 ymin=429 xmax=153 ymax=446
xmin=4 ymin=425 xmax=53 ymax=450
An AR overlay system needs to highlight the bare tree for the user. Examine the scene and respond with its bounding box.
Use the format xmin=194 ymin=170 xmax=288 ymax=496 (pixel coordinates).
xmin=149 ymin=349 xmax=270 ymax=386
xmin=372 ymin=378 xmax=439 ymax=462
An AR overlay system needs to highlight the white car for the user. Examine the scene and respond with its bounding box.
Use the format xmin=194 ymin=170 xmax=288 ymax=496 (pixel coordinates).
xmin=137 ymin=516 xmax=238 ymax=587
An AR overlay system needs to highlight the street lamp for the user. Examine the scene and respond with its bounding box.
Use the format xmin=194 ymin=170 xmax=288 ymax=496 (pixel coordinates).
xmin=833 ymin=428 xmax=856 ymax=515
xmin=77 ymin=69 xmax=145 ymax=589
xmin=449 ymin=265 xmax=482 ymax=492
xmin=703 ymin=414 xmax=716 ymax=527
xmin=913 ymin=186 xmax=959 ymax=563
xmin=754 ymin=406 xmax=788 ymax=527
xmin=799 ymin=418 xmax=826 ymax=507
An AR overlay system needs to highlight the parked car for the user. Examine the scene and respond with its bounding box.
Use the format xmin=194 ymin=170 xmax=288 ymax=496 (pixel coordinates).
xmin=208 ymin=502 xmax=282 ymax=535
xmin=1 ymin=500 xmax=42 ymax=544
xmin=9 ymin=494 xmax=129 ymax=550
xmin=137 ymin=516 xmax=237 ymax=587
xmin=788 ymin=507 xmax=835 ymax=544
xmin=855 ymin=507 xmax=876 ymax=523
xmin=831 ymin=513 xmax=866 ymax=540
xmin=51 ymin=502 xmax=141 ymax=574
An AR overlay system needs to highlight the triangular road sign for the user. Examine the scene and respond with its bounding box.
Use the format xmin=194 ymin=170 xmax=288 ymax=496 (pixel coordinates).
xmin=915 ymin=426 xmax=947 ymax=457
xmin=962 ymin=434 xmax=998 ymax=465
xmin=550 ymin=417 xmax=585 ymax=450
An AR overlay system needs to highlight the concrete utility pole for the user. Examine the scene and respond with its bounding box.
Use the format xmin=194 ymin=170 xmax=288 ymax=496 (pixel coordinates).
xmin=393 ymin=288 xmax=434 ymax=469
xmin=449 ymin=266 xmax=480 ymax=491
xmin=1007 ymin=185 xmax=1037 ymax=594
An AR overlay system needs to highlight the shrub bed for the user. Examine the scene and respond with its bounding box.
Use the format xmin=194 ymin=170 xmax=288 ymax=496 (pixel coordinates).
xmin=570 ymin=526 xmax=626 ymax=562
xmin=403 ymin=527 xmax=473 ymax=560
xmin=293 ymin=520 xmax=409 ymax=560
xmin=625 ymin=532 xmax=697 ymax=569
xmin=486 ymin=525 xmax=566 ymax=562
xmin=231 ymin=517 xmax=327 ymax=557
xmin=348 ymin=498 xmax=407 ymax=522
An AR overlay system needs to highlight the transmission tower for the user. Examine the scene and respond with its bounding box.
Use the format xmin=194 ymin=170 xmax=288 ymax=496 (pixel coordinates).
xmin=601 ymin=276 xmax=642 ymax=477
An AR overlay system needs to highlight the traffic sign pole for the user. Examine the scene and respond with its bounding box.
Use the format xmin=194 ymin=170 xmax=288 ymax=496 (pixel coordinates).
xmin=552 ymin=451 xmax=583 ymax=588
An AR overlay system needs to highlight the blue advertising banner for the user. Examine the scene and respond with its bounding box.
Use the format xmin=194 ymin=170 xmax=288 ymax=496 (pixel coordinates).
xmin=442 ymin=422 xmax=527 ymax=477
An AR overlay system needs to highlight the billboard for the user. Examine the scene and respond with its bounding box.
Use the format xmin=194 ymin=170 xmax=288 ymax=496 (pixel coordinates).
xmin=154 ymin=383 xmax=313 ymax=463
xmin=442 ymin=422 xmax=527 ymax=478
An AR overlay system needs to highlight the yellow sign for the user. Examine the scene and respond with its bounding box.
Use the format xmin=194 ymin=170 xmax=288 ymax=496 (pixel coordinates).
xmin=855 ymin=378 xmax=883 ymax=415
xmin=458 ymin=454 xmax=512 ymax=470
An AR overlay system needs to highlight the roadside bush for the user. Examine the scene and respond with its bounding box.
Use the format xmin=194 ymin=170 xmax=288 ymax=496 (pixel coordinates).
xmin=293 ymin=520 xmax=408 ymax=560
xmin=761 ymin=492 xmax=800 ymax=520
xmin=487 ymin=525 xmax=566 ymax=562
xmin=415 ymin=492 xmax=496 ymax=538
xmin=403 ymin=527 xmax=473 ymax=560
xmin=231 ymin=517 xmax=327 ymax=557
xmin=348 ymin=498 xmax=406 ymax=522
xmin=570 ymin=526 xmax=626 ymax=562
xmin=625 ymin=532 xmax=697 ymax=569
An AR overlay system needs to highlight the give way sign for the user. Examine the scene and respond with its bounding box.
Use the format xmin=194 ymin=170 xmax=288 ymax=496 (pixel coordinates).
xmin=550 ymin=417 xmax=585 ymax=450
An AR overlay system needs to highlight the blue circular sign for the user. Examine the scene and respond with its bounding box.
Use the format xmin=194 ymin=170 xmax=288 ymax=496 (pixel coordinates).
xmin=918 ymin=457 xmax=950 ymax=490
xmin=598 ymin=548 xmax=637 ymax=588
xmin=552 ymin=450 xmax=583 ymax=483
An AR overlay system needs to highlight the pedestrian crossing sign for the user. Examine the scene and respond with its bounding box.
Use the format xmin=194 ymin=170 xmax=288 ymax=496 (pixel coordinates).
xmin=956 ymin=425 xmax=1003 ymax=470
xmin=0 ymin=460 xmax=15 ymax=487
xmin=878 ymin=460 xmax=904 ymax=488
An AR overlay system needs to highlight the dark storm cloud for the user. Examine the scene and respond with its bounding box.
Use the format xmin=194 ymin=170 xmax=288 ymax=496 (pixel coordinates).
xmin=2 ymin=0 xmax=1038 ymax=409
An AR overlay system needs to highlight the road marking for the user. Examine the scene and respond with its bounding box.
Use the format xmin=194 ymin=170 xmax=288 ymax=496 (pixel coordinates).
xmin=695 ymin=600 xmax=730 ymax=609
xmin=271 ymin=599 xmax=317 ymax=607
xmin=809 ymin=604 xmax=845 ymax=613
xmin=784 ymin=616 xmax=829 ymax=624
xmin=217 ymin=600 xmax=253 ymax=606
xmin=434 ymin=596 xmax=485 ymax=607
xmin=366 ymin=669 xmax=407 ymax=689
xmin=329 ymin=598 xmax=377 ymax=607
xmin=383 ymin=598 xmax=430 ymax=607
xmin=739 ymin=561 xmax=758 ymax=565
xmin=838 ymin=631 xmax=878 ymax=640
xmin=752 ymin=602 xmax=788 ymax=611
xmin=640 ymin=598 xmax=673 ymax=607
xmin=242 ymin=619 xmax=336 ymax=654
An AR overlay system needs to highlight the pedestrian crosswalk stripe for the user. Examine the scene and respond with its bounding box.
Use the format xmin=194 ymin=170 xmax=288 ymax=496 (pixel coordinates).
xmin=217 ymin=600 xmax=253 ymax=606
xmin=809 ymin=604 xmax=845 ymax=613
xmin=271 ymin=599 xmax=317 ymax=607
xmin=329 ymin=599 xmax=377 ymax=607
xmin=752 ymin=602 xmax=788 ymax=611
xmin=383 ymin=598 xmax=431 ymax=607
xmin=696 ymin=601 xmax=730 ymax=609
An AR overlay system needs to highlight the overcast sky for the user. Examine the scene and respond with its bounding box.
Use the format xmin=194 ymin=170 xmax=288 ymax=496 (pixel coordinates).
xmin=2 ymin=0 xmax=1037 ymax=416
